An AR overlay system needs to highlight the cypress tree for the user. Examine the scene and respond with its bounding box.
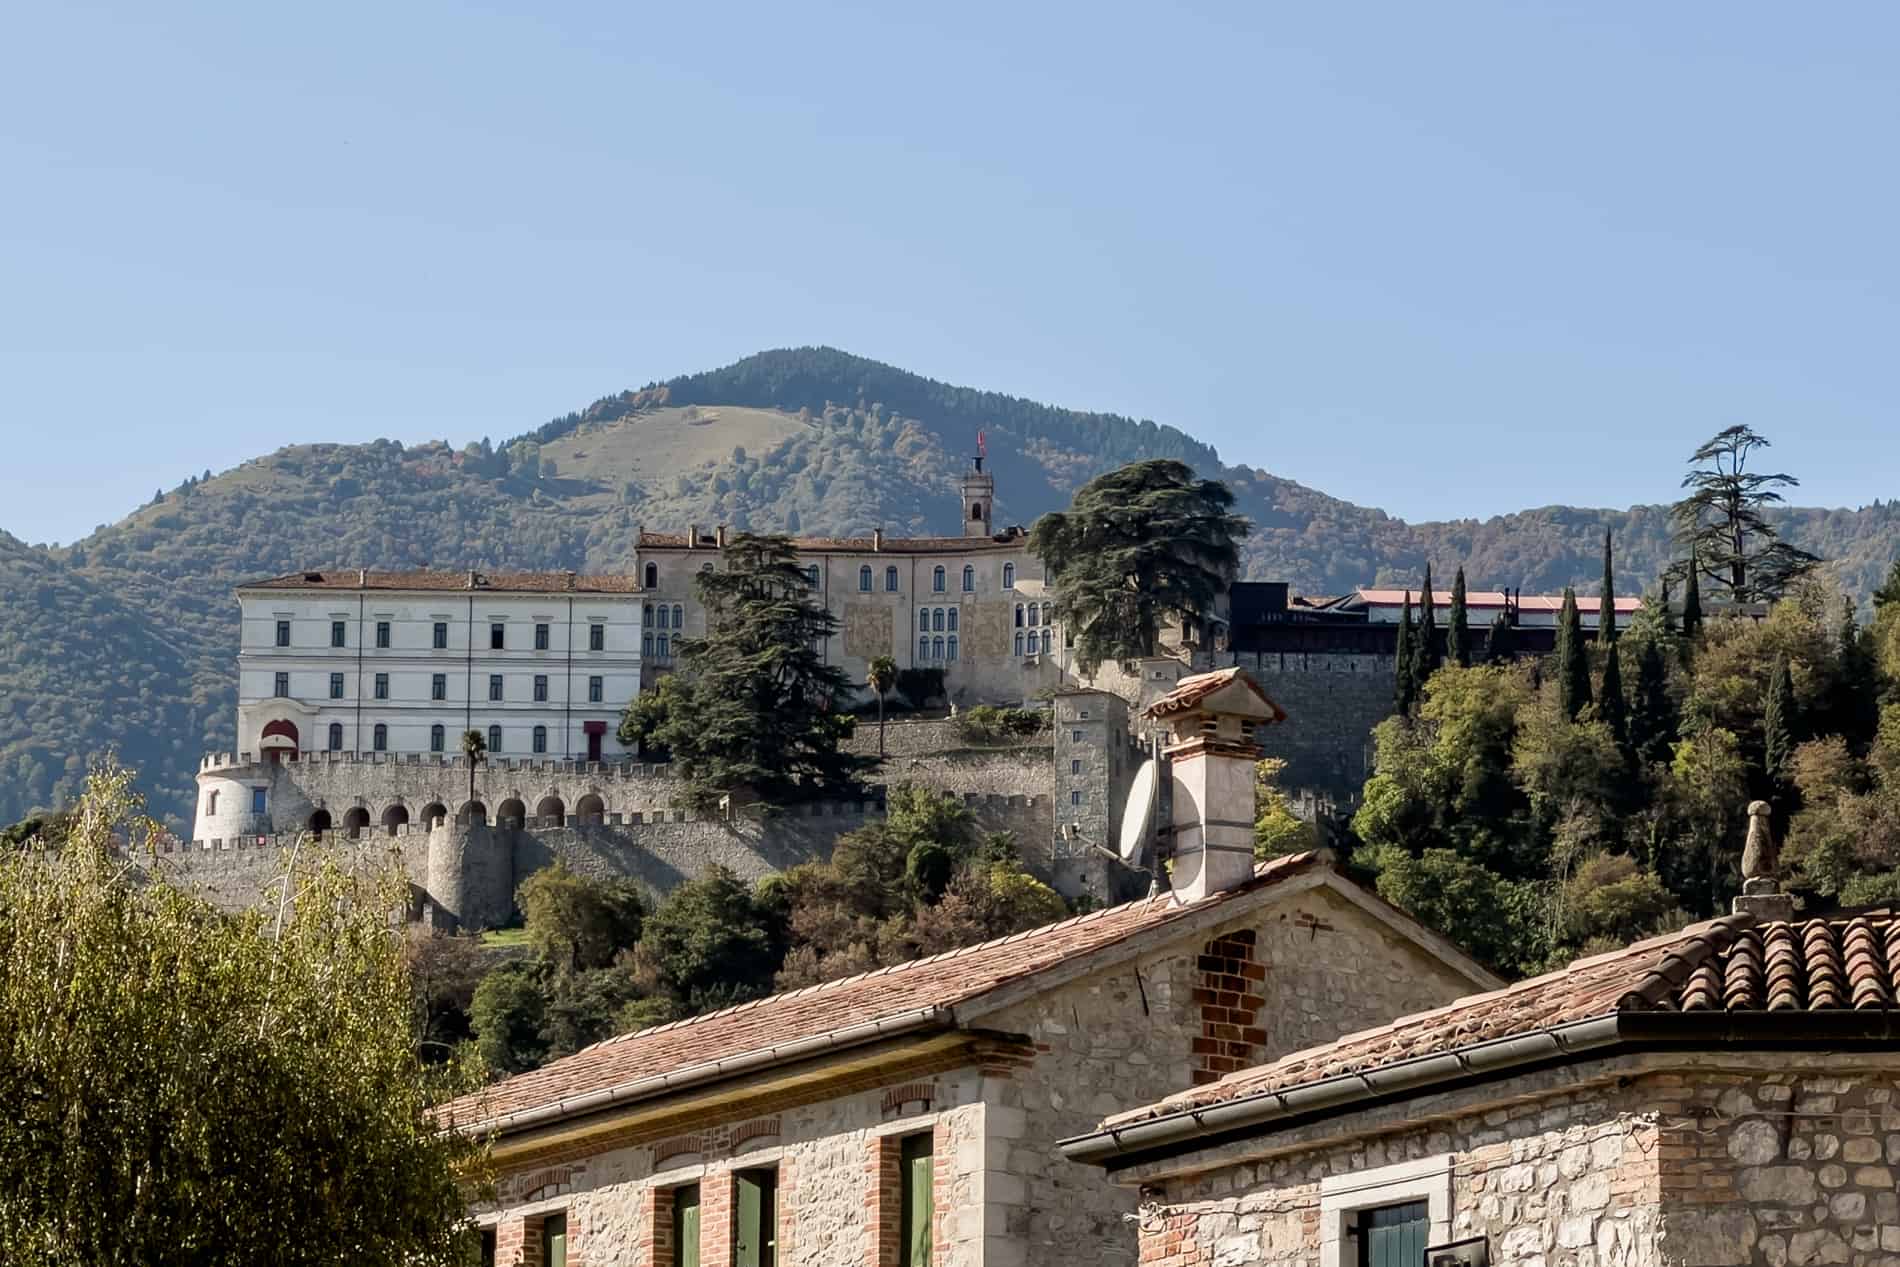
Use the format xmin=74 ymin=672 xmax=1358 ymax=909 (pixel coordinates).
xmin=1831 ymin=597 xmax=1879 ymax=746
xmin=1681 ymin=550 xmax=1704 ymax=643
xmin=1629 ymin=635 xmax=1676 ymax=765
xmin=1446 ymin=566 xmax=1470 ymax=668
xmin=1556 ymin=587 xmax=1592 ymax=721
xmin=1486 ymin=610 xmax=1515 ymax=662
xmin=1414 ymin=564 xmax=1441 ymax=683
xmin=1763 ymin=652 xmax=1796 ymax=793
xmin=1600 ymin=528 xmax=1618 ymax=646
xmin=1394 ymin=591 xmax=1418 ymax=716
xmin=1658 ymin=578 xmax=1678 ymax=638
xmin=1598 ymin=641 xmax=1629 ymax=749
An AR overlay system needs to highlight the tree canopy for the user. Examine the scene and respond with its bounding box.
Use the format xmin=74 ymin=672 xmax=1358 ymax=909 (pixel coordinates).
xmin=1671 ymin=425 xmax=1822 ymax=603
xmin=1028 ymin=459 xmax=1249 ymax=674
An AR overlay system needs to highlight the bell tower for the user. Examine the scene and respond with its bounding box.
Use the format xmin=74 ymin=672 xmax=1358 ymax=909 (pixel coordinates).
xmin=959 ymin=432 xmax=994 ymax=537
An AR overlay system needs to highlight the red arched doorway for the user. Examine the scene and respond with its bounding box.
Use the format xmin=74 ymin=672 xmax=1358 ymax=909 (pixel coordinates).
xmin=260 ymin=719 xmax=300 ymax=762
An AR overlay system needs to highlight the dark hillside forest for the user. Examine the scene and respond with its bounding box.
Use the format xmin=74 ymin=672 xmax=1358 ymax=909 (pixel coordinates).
xmin=3 ymin=346 xmax=1896 ymax=827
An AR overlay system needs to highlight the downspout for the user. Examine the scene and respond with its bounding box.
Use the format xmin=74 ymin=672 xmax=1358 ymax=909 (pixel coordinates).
xmin=464 ymin=595 xmax=474 ymax=741
xmin=355 ymin=581 xmax=365 ymax=752
xmin=564 ymin=595 xmax=574 ymax=757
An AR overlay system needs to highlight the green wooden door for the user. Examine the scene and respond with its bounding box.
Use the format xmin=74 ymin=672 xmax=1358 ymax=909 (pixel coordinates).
xmin=735 ymin=1169 xmax=777 ymax=1267
xmin=1359 ymin=1201 xmax=1427 ymax=1267
xmin=673 ymin=1184 xmax=701 ymax=1267
xmin=900 ymin=1134 xmax=934 ymax=1267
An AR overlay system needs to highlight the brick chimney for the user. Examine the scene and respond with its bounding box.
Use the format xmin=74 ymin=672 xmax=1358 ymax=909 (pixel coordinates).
xmin=1144 ymin=668 xmax=1287 ymax=903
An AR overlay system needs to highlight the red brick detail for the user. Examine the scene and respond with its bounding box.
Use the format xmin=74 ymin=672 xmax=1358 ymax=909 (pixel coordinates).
xmin=1193 ymin=928 xmax=1266 ymax=1083
xmin=640 ymin=1187 xmax=676 ymax=1266
xmin=652 ymin=1133 xmax=705 ymax=1167
xmin=866 ymin=1135 xmax=903 ymax=1267
xmin=496 ymin=1217 xmax=529 ymax=1267
xmin=731 ymin=1117 xmax=781 ymax=1148
xmin=880 ymin=1080 xmax=935 ymax=1116
xmin=700 ymin=1169 xmax=734 ymax=1267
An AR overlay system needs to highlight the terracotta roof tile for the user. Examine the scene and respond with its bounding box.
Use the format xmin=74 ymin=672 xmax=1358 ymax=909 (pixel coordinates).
xmin=442 ymin=853 xmax=1331 ymax=1133
xmin=1111 ymin=907 xmax=1900 ymax=1126
xmin=241 ymin=569 xmax=643 ymax=595
xmin=1144 ymin=668 xmax=1286 ymax=723
xmin=636 ymin=530 xmax=1029 ymax=555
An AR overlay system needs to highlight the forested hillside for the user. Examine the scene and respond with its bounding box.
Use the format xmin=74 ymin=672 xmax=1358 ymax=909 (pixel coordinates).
xmin=3 ymin=346 xmax=1895 ymax=828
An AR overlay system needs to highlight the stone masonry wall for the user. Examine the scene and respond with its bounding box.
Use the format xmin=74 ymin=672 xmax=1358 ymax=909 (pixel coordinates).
xmin=1232 ymin=651 xmax=1394 ymax=804
xmin=1137 ymin=1058 xmax=1900 ymax=1267
xmin=972 ymin=883 xmax=1490 ymax=1267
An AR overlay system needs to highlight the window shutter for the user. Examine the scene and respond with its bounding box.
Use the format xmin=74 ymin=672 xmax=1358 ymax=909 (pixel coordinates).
xmin=674 ymin=1185 xmax=702 ymax=1267
xmin=734 ymin=1170 xmax=776 ymax=1267
xmin=901 ymin=1135 xmax=933 ymax=1267
xmin=1359 ymin=1201 xmax=1428 ymax=1267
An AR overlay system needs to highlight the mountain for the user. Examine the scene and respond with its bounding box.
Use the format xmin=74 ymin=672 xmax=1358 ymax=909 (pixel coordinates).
xmin=4 ymin=346 xmax=1896 ymax=828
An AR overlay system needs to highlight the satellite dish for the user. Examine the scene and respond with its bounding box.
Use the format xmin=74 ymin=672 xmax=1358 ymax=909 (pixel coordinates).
xmin=1117 ymin=758 xmax=1159 ymax=866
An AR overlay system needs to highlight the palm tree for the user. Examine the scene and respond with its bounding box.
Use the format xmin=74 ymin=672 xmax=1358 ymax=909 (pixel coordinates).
xmin=867 ymin=656 xmax=897 ymax=757
xmin=459 ymin=728 xmax=486 ymax=818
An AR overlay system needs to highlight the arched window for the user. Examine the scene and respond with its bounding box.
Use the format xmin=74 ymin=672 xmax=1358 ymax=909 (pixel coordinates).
xmin=932 ymin=566 xmax=946 ymax=593
xmin=946 ymin=608 xmax=958 ymax=633
xmin=327 ymin=723 xmax=343 ymax=751
xmin=643 ymin=562 xmax=658 ymax=588
xmin=1015 ymin=604 xmax=1024 ymax=628
xmin=430 ymin=724 xmax=445 ymax=753
xmin=961 ymin=565 xmax=974 ymax=592
xmin=1003 ymin=562 xmax=1015 ymax=589
xmin=643 ymin=602 xmax=654 ymax=625
xmin=919 ymin=635 xmax=930 ymax=660
xmin=1027 ymin=602 xmax=1039 ymax=625
xmin=1014 ymin=631 xmax=1026 ymax=656
xmin=859 ymin=565 xmax=872 ymax=592
xmin=671 ymin=604 xmax=683 ymax=629
xmin=656 ymin=634 xmax=669 ymax=659
xmin=488 ymin=725 xmax=502 ymax=753
xmin=932 ymin=608 xmax=945 ymax=632
xmin=918 ymin=608 xmax=930 ymax=632
xmin=885 ymin=565 xmax=899 ymax=592
xmin=932 ymin=636 xmax=945 ymax=661
xmin=1041 ymin=629 xmax=1053 ymax=654
xmin=642 ymin=633 xmax=653 ymax=656
xmin=947 ymin=635 xmax=959 ymax=661
xmin=532 ymin=725 xmax=547 ymax=754
xmin=372 ymin=724 xmax=387 ymax=752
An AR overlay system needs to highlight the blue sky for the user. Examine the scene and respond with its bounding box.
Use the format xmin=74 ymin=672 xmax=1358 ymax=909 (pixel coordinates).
xmin=3 ymin=2 xmax=1896 ymax=545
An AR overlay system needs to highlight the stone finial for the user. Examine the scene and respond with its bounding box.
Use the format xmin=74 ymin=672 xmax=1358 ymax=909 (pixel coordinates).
xmin=1735 ymin=799 xmax=1795 ymax=922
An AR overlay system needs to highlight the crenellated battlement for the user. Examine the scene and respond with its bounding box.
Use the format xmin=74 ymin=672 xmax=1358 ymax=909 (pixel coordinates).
xmin=197 ymin=750 xmax=674 ymax=779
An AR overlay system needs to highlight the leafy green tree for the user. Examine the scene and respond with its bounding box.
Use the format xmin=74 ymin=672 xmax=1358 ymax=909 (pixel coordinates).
xmin=516 ymin=863 xmax=647 ymax=974
xmin=470 ymin=962 xmax=549 ymax=1075
xmin=1446 ymin=566 xmax=1470 ymax=668
xmin=1486 ymin=610 xmax=1516 ymax=662
xmin=867 ymin=655 xmax=898 ymax=757
xmin=1027 ymin=459 xmax=1249 ymax=674
xmin=1254 ymin=758 xmax=1317 ymax=858
xmin=1600 ymin=528 xmax=1618 ymax=646
xmin=618 ymin=534 xmax=872 ymax=805
xmin=459 ymin=727 xmax=486 ymax=812
xmin=1763 ymin=652 xmax=1797 ymax=796
xmin=0 ymin=762 xmax=482 ymax=1265
xmin=1830 ymin=597 xmax=1881 ymax=745
xmin=1629 ymin=634 xmax=1677 ymax=766
xmin=1360 ymin=844 xmax=1548 ymax=976
xmin=637 ymin=866 xmax=777 ymax=1009
xmin=1555 ymin=588 xmax=1592 ymax=721
xmin=1394 ymin=590 xmax=1418 ymax=716
xmin=1671 ymin=425 xmax=1821 ymax=602
xmin=1414 ymin=563 xmax=1441 ymax=684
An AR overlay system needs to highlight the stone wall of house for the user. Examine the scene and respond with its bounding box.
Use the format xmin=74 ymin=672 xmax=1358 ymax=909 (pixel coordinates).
xmin=972 ymin=882 xmax=1491 ymax=1267
xmin=1132 ymin=1059 xmax=1900 ymax=1267
xmin=471 ymin=1059 xmax=992 ymax=1267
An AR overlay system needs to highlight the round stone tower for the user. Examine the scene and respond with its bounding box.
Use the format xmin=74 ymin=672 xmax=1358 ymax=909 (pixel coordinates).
xmin=424 ymin=809 xmax=515 ymax=931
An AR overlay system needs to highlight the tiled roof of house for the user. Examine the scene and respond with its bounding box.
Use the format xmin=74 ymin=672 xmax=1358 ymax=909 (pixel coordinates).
xmin=440 ymin=853 xmax=1331 ymax=1133
xmin=1145 ymin=668 xmax=1287 ymax=723
xmin=1110 ymin=907 xmax=1900 ymax=1127
xmin=240 ymin=569 xmax=644 ymax=595
xmin=636 ymin=530 xmax=1029 ymax=555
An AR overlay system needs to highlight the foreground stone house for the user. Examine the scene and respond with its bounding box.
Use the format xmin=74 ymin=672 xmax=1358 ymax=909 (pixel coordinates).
xmin=440 ymin=671 xmax=1499 ymax=1266
xmin=1065 ymin=895 xmax=1900 ymax=1267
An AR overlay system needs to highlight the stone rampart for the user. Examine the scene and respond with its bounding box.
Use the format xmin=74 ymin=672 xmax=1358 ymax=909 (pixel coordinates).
xmin=1227 ymin=650 xmax=1394 ymax=803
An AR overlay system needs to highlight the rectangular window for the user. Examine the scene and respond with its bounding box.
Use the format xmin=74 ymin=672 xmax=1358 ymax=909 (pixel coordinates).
xmin=432 ymin=673 xmax=447 ymax=701
xmin=490 ymin=622 xmax=505 ymax=650
xmin=330 ymin=619 xmax=346 ymax=648
xmin=275 ymin=619 xmax=291 ymax=647
xmin=734 ymin=1169 xmax=777 ymax=1267
xmin=900 ymin=1134 xmax=933 ymax=1267
xmin=534 ymin=622 xmax=550 ymax=651
xmin=251 ymin=788 xmax=267 ymax=816
xmin=433 ymin=621 xmax=449 ymax=649
xmin=588 ymin=675 xmax=603 ymax=704
xmin=376 ymin=620 xmax=391 ymax=648
xmin=533 ymin=674 xmax=548 ymax=702
xmin=540 ymin=1212 xmax=567 ymax=1267
xmin=1071 ymin=758 xmax=1082 ymax=775
xmin=1357 ymin=1201 xmax=1428 ymax=1267
xmin=490 ymin=675 xmax=504 ymax=702
xmin=1070 ymin=729 xmax=1082 ymax=743
xmin=589 ymin=623 xmax=605 ymax=652
xmin=329 ymin=672 xmax=345 ymax=699
xmin=273 ymin=672 xmax=290 ymax=698
xmin=477 ymin=1228 xmax=496 ymax=1267
xmin=673 ymin=1184 xmax=701 ymax=1267
xmin=374 ymin=673 xmax=389 ymax=700
xmin=1071 ymin=790 xmax=1083 ymax=806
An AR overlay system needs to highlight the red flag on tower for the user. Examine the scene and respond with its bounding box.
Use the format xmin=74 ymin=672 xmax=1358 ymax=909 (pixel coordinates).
xmin=977 ymin=430 xmax=987 ymax=457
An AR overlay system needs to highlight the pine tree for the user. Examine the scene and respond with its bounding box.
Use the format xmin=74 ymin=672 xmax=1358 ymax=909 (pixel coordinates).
xmin=1598 ymin=641 xmax=1629 ymax=749
xmin=1763 ymin=652 xmax=1797 ymax=794
xmin=1414 ymin=564 xmax=1441 ymax=684
xmin=1671 ymin=425 xmax=1821 ymax=602
xmin=1600 ymin=528 xmax=1618 ymax=646
xmin=1394 ymin=591 xmax=1418 ymax=716
xmin=1556 ymin=587 xmax=1592 ymax=721
xmin=1629 ymin=635 xmax=1677 ymax=765
xmin=1446 ymin=566 xmax=1470 ymax=668
xmin=1486 ymin=610 xmax=1515 ymax=662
